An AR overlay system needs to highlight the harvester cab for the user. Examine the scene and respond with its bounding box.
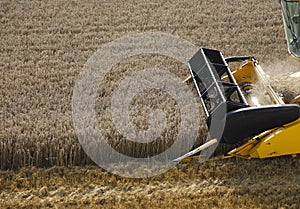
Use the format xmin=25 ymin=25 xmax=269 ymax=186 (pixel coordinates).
xmin=280 ymin=0 xmax=300 ymax=59
xmin=174 ymin=48 xmax=300 ymax=162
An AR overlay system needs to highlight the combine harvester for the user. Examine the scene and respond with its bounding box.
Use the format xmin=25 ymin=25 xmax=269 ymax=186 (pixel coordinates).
xmin=175 ymin=0 xmax=300 ymax=162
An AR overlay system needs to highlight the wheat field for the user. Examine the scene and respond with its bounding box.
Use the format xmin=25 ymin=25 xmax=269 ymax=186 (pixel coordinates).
xmin=1 ymin=0 xmax=300 ymax=208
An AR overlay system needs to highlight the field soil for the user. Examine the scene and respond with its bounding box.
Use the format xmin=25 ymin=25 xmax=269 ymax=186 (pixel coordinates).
xmin=1 ymin=0 xmax=300 ymax=208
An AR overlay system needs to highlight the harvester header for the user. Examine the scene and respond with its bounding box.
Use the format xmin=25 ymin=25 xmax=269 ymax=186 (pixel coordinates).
xmin=175 ymin=48 xmax=300 ymax=161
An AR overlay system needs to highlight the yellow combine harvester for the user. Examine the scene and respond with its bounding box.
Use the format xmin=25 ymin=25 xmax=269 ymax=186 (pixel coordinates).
xmin=175 ymin=0 xmax=300 ymax=161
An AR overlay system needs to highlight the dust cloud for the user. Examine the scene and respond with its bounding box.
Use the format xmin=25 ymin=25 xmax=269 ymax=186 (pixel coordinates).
xmin=261 ymin=58 xmax=300 ymax=103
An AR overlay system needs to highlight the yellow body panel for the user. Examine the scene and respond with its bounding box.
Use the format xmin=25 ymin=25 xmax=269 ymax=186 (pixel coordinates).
xmin=232 ymin=60 xmax=256 ymax=88
xmin=228 ymin=119 xmax=300 ymax=159
xmin=249 ymin=119 xmax=300 ymax=158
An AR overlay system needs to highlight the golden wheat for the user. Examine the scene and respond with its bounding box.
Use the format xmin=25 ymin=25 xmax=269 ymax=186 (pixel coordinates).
xmin=1 ymin=0 xmax=291 ymax=169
